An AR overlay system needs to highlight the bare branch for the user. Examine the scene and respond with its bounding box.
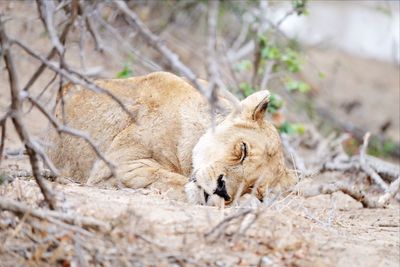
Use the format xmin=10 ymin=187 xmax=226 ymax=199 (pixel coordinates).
xmin=378 ymin=177 xmax=400 ymax=205
xmin=37 ymin=0 xmax=64 ymax=55
xmin=12 ymin=39 xmax=137 ymax=120
xmin=281 ymin=134 xmax=308 ymax=177
xmin=0 ymin=111 xmax=8 ymax=165
xmin=22 ymin=0 xmax=78 ymax=92
xmin=301 ymin=182 xmax=387 ymax=208
xmin=27 ymin=95 xmax=117 ymax=179
xmin=85 ymin=11 xmax=104 ymax=52
xmin=0 ymin=17 xmax=57 ymax=209
xmin=0 ymin=196 xmax=110 ymax=231
xmin=94 ymin=10 xmax=161 ymax=71
xmin=359 ymin=132 xmax=389 ymax=191
xmin=205 ymin=208 xmax=253 ymax=239
xmin=114 ymin=1 xmax=207 ymax=95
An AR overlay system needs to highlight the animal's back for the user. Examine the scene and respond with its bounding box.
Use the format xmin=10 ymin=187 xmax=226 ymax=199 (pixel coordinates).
xmin=47 ymin=72 xmax=210 ymax=182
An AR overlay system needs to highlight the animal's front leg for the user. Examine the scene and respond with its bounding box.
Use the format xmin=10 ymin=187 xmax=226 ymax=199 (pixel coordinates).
xmin=88 ymin=157 xmax=188 ymax=199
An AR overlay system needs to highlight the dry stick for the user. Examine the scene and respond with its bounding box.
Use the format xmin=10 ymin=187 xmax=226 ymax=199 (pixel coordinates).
xmin=280 ymin=134 xmax=308 ymax=177
xmin=27 ymin=95 xmax=117 ymax=178
xmin=205 ymin=0 xmax=241 ymax=112
xmin=359 ymin=132 xmax=389 ymax=191
xmin=22 ymin=0 xmax=78 ymax=92
xmin=114 ymin=1 xmax=206 ymax=94
xmin=0 ymin=111 xmax=9 ymax=165
xmin=362 ymin=155 xmax=399 ymax=182
xmin=12 ymin=39 xmax=136 ymax=120
xmin=85 ymin=10 xmax=104 ymax=52
xmin=302 ymin=182 xmax=392 ymax=209
xmin=0 ymin=196 xmax=110 ymax=231
xmin=0 ymin=19 xmax=57 ymax=210
xmin=37 ymin=0 xmax=64 ymax=55
xmin=206 ymin=0 xmax=220 ymax=129
xmin=115 ymin=0 xmax=240 ymax=111
xmin=94 ymin=9 xmax=161 ymax=71
xmin=205 ymin=208 xmax=253 ymax=239
xmin=378 ymin=176 xmax=400 ymax=205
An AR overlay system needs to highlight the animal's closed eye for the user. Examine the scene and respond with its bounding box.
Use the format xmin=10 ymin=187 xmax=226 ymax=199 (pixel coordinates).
xmin=240 ymin=142 xmax=248 ymax=164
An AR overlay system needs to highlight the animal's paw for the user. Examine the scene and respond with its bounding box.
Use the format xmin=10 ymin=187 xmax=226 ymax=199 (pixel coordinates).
xmin=184 ymin=181 xmax=201 ymax=204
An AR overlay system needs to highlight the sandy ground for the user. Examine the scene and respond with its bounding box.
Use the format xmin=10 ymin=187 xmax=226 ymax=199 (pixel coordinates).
xmin=0 ymin=165 xmax=399 ymax=266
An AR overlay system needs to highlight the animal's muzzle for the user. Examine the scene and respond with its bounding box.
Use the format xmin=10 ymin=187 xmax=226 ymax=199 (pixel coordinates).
xmin=214 ymin=174 xmax=230 ymax=201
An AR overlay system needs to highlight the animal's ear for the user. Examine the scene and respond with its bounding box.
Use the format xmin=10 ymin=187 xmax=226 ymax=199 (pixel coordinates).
xmin=239 ymin=90 xmax=270 ymax=123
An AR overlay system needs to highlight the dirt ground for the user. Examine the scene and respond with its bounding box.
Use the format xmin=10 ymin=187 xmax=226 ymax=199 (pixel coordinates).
xmin=0 ymin=2 xmax=399 ymax=266
xmin=1 ymin=159 xmax=399 ymax=266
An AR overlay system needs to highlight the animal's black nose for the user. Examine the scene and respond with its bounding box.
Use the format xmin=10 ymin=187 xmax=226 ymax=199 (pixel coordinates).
xmin=214 ymin=174 xmax=230 ymax=201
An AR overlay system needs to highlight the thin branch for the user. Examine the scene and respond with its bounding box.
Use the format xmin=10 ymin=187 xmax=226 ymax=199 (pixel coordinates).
xmin=0 ymin=112 xmax=8 ymax=165
xmin=27 ymin=95 xmax=117 ymax=178
xmin=205 ymin=208 xmax=253 ymax=238
xmin=281 ymin=134 xmax=308 ymax=176
xmin=12 ymin=39 xmax=137 ymax=120
xmin=207 ymin=0 xmax=220 ymax=129
xmin=0 ymin=196 xmax=110 ymax=231
xmin=378 ymin=177 xmax=400 ymax=205
xmin=84 ymin=8 xmax=104 ymax=52
xmin=115 ymin=1 xmax=207 ymax=95
xmin=22 ymin=0 xmax=78 ymax=92
xmin=359 ymin=132 xmax=389 ymax=191
xmin=0 ymin=17 xmax=57 ymax=209
xmin=94 ymin=9 xmax=161 ymax=71
xmin=37 ymin=0 xmax=64 ymax=55
xmin=301 ymin=181 xmax=394 ymax=209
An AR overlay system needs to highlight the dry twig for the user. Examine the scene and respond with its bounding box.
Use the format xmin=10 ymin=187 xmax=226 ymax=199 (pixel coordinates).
xmin=0 ymin=17 xmax=57 ymax=209
xmin=12 ymin=39 xmax=136 ymax=120
xmin=27 ymin=95 xmax=117 ymax=178
xmin=359 ymin=132 xmax=389 ymax=191
xmin=301 ymin=181 xmax=398 ymax=209
xmin=0 ymin=196 xmax=110 ymax=231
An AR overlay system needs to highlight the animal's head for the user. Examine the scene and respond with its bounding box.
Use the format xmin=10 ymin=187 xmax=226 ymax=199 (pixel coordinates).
xmin=185 ymin=90 xmax=297 ymax=205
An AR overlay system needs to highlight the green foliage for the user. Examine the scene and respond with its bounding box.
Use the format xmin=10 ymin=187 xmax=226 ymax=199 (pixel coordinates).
xmin=260 ymin=36 xmax=281 ymax=60
xmin=318 ymin=71 xmax=326 ymax=79
xmin=278 ymin=121 xmax=306 ymax=135
xmin=284 ymin=78 xmax=311 ymax=93
xmin=281 ymin=49 xmax=302 ymax=73
xmin=267 ymin=93 xmax=283 ymax=114
xmin=368 ymin=137 xmax=398 ymax=158
xmin=0 ymin=173 xmax=5 ymax=185
xmin=292 ymin=0 xmax=309 ymax=15
xmin=239 ymin=82 xmax=256 ymax=97
xmin=234 ymin=3 xmax=311 ymax=137
xmin=116 ymin=65 xmax=134 ymax=78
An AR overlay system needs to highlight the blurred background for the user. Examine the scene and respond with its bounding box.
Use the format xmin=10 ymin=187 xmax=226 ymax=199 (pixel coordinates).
xmin=0 ymin=0 xmax=399 ymax=159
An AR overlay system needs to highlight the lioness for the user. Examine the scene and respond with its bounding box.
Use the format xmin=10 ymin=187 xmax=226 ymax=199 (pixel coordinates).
xmin=47 ymin=72 xmax=295 ymax=205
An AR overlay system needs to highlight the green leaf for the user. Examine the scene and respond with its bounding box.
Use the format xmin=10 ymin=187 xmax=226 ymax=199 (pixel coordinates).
xmin=239 ymin=82 xmax=255 ymax=97
xmin=285 ymin=79 xmax=311 ymax=93
xmin=318 ymin=71 xmax=326 ymax=79
xmin=291 ymin=123 xmax=306 ymax=134
xmin=267 ymin=93 xmax=283 ymax=114
xmin=278 ymin=122 xmax=305 ymax=135
xmin=278 ymin=121 xmax=295 ymax=134
xmin=292 ymin=0 xmax=308 ymax=15
xmin=116 ymin=65 xmax=133 ymax=78
xmin=261 ymin=46 xmax=281 ymax=60
xmin=281 ymin=49 xmax=302 ymax=73
xmin=258 ymin=35 xmax=268 ymax=48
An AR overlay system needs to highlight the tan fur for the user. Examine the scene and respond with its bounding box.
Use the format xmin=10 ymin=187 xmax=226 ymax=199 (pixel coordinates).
xmin=47 ymin=72 xmax=296 ymax=204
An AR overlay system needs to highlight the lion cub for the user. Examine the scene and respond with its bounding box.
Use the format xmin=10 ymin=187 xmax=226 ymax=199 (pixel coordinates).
xmin=47 ymin=72 xmax=295 ymax=205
